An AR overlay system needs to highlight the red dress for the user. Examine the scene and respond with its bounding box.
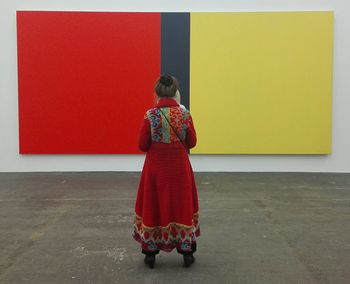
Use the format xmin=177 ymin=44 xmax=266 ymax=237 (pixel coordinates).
xmin=133 ymin=97 xmax=200 ymax=253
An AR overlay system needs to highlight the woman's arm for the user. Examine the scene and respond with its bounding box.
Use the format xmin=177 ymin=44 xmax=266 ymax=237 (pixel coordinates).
xmin=138 ymin=115 xmax=152 ymax=152
xmin=185 ymin=113 xmax=197 ymax=149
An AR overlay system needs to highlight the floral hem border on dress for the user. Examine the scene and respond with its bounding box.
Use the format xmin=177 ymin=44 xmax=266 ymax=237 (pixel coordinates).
xmin=132 ymin=211 xmax=200 ymax=252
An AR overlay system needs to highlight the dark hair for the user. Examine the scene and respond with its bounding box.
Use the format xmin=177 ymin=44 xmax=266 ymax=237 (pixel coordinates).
xmin=154 ymin=74 xmax=179 ymax=98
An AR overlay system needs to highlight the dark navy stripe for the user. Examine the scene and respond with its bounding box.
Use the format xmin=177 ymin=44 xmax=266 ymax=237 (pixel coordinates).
xmin=161 ymin=13 xmax=190 ymax=110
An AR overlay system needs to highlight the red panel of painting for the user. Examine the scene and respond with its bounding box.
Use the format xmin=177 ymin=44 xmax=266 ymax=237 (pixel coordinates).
xmin=17 ymin=11 xmax=160 ymax=154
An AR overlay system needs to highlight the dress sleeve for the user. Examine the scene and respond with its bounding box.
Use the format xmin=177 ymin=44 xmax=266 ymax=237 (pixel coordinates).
xmin=138 ymin=113 xmax=152 ymax=152
xmin=185 ymin=112 xmax=197 ymax=149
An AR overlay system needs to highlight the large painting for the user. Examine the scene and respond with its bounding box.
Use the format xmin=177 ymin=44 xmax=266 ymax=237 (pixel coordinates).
xmin=17 ymin=11 xmax=333 ymax=154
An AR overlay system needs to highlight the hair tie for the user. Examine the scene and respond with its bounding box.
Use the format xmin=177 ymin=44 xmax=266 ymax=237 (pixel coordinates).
xmin=160 ymin=74 xmax=173 ymax=87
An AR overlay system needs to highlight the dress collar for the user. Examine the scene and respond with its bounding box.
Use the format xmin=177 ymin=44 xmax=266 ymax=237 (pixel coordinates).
xmin=156 ymin=97 xmax=179 ymax=108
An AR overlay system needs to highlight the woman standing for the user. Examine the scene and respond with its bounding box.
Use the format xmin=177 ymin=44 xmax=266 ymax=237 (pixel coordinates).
xmin=132 ymin=74 xmax=200 ymax=268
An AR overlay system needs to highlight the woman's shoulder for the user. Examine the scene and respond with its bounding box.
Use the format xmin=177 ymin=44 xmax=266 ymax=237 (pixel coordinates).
xmin=178 ymin=105 xmax=191 ymax=117
xmin=143 ymin=107 xmax=159 ymax=119
xmin=179 ymin=104 xmax=188 ymax=111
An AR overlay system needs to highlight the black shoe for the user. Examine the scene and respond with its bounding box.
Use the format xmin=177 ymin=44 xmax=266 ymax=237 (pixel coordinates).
xmin=183 ymin=254 xmax=195 ymax=268
xmin=144 ymin=254 xmax=155 ymax=269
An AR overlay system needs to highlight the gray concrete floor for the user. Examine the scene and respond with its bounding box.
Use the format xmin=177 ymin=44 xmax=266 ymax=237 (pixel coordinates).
xmin=0 ymin=172 xmax=349 ymax=284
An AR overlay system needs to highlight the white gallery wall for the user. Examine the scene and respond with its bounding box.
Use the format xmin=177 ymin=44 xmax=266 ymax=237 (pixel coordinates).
xmin=0 ymin=0 xmax=349 ymax=172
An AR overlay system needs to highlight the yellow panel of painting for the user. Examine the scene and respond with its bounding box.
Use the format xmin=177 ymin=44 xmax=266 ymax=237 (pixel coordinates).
xmin=190 ymin=12 xmax=333 ymax=154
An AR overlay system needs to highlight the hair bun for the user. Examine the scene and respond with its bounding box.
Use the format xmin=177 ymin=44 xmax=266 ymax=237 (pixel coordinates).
xmin=159 ymin=74 xmax=173 ymax=87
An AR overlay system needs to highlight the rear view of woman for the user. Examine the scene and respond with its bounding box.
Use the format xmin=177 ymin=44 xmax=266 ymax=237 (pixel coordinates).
xmin=132 ymin=74 xmax=200 ymax=268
